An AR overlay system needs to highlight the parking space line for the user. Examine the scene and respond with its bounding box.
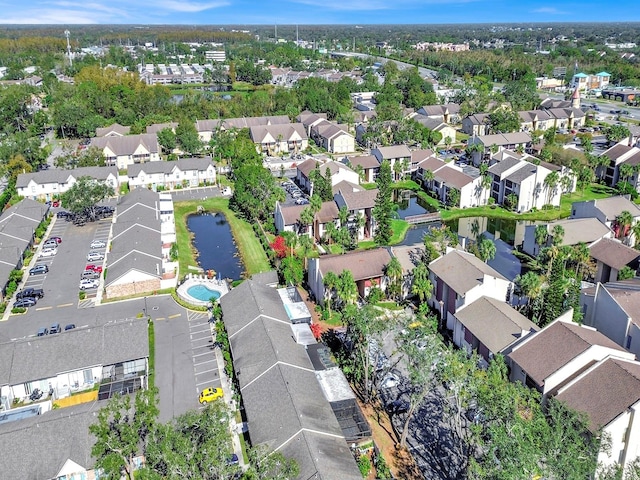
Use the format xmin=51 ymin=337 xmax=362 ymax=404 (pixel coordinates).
xmin=155 ymin=317 xmax=166 ymax=321
xmin=35 ymin=306 xmax=53 ymax=311
xmin=194 ymin=367 xmax=218 ymax=375
xmin=192 ymin=350 xmax=215 ymax=358
xmin=168 ymin=313 xmax=181 ymax=319
xmin=57 ymin=303 xmax=74 ymax=308
xmin=196 ymin=380 xmax=219 ymax=387
xmin=193 ymin=360 xmax=216 ymax=367
xmin=190 ymin=328 xmax=212 ymax=336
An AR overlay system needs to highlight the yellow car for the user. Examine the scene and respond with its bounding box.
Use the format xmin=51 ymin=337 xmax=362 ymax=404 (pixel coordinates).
xmin=199 ymin=387 xmax=224 ymax=404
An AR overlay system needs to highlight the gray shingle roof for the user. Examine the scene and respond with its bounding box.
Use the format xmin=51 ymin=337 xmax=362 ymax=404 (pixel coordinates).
xmin=503 ymin=163 xmax=536 ymax=184
xmin=544 ymin=218 xmax=611 ymax=246
xmin=220 ymin=275 xmax=361 ymax=480
xmin=488 ymin=156 xmax=522 ymax=176
xmin=434 ymin=165 xmax=474 ymax=189
xmin=372 ymin=145 xmax=411 ymax=160
xmin=96 ymin=123 xmax=130 ymax=137
xmin=0 ymin=400 xmax=106 ymax=480
xmin=0 ymin=319 xmax=149 ymax=385
xmin=90 ymin=133 xmax=159 ymax=156
xmin=429 ymin=249 xmax=506 ymax=295
xmin=16 ymin=166 xmax=118 ymax=189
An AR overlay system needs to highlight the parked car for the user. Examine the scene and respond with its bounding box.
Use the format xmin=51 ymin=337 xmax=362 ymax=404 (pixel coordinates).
xmin=29 ymin=264 xmax=49 ymax=275
xmin=199 ymin=387 xmax=224 ymax=404
xmin=43 ymin=239 xmax=58 ymax=248
xmin=90 ymin=239 xmax=107 ymax=249
xmin=14 ymin=297 xmax=37 ymax=308
xmin=56 ymin=210 xmax=70 ymax=218
xmin=50 ymin=323 xmax=61 ymax=334
xmin=79 ymin=278 xmax=100 ymax=290
xmin=39 ymin=248 xmax=57 ymax=258
xmin=85 ymin=264 xmax=103 ymax=273
xmin=64 ymin=324 xmax=76 ymax=331
xmin=52 ymin=201 xmax=60 ymax=208
xmin=48 ymin=236 xmax=62 ymax=244
xmin=17 ymin=288 xmax=44 ymax=299
xmin=36 ymin=327 xmax=49 ymax=336
xmin=86 ymin=252 xmax=104 ymax=262
xmin=80 ymin=270 xmax=100 ymax=280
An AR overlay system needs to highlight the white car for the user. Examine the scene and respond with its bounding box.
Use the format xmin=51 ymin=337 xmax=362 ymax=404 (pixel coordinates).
xmin=87 ymin=252 xmax=104 ymax=262
xmin=90 ymin=240 xmax=106 ymax=249
xmin=79 ymin=278 xmax=100 ymax=290
xmin=39 ymin=248 xmax=57 ymax=258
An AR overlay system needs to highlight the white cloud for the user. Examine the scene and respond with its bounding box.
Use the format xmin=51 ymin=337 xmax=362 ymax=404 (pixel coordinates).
xmin=155 ymin=0 xmax=229 ymax=13
xmin=292 ymin=0 xmax=475 ymax=10
xmin=532 ymin=7 xmax=568 ymax=14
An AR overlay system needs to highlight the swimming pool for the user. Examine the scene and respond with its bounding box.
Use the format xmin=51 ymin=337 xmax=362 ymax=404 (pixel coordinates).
xmin=186 ymin=284 xmax=221 ymax=302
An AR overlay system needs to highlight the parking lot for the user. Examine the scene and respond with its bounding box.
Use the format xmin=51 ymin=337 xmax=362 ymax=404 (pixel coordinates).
xmin=0 ymin=204 xmax=224 ymax=422
xmin=281 ymin=179 xmax=310 ymax=206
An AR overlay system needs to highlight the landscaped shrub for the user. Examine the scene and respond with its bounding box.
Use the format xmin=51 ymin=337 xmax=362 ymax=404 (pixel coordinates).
xmin=11 ymin=307 xmax=26 ymax=314
xmin=357 ymin=454 xmax=371 ymax=477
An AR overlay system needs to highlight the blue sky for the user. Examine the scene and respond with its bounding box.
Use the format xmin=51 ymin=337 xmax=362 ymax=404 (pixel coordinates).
xmin=0 ymin=0 xmax=637 ymax=24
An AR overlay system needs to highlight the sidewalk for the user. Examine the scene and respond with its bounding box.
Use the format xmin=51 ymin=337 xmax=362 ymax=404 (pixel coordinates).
xmin=1 ymin=214 xmax=58 ymax=322
xmin=212 ymin=326 xmax=246 ymax=470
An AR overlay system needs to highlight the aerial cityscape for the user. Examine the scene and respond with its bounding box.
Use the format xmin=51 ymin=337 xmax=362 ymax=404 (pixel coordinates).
xmin=0 ymin=17 xmax=640 ymax=480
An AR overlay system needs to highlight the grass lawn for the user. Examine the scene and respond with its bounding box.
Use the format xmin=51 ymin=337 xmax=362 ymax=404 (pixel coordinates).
xmin=440 ymin=184 xmax=615 ymax=222
xmin=359 ymin=219 xmax=410 ymax=248
xmin=173 ymin=197 xmax=270 ymax=279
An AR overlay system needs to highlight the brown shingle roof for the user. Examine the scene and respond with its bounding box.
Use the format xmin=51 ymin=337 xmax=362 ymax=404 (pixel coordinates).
xmin=429 ymin=250 xmax=506 ymax=295
xmin=589 ymin=238 xmax=640 ymax=270
xmin=337 ymin=189 xmax=378 ymax=211
xmin=319 ymin=248 xmax=392 ymax=281
xmin=545 ymin=218 xmax=611 ymax=246
xmin=556 ymin=358 xmax=640 ymax=431
xmin=316 ymin=201 xmax=339 ymax=223
xmin=279 ymin=204 xmax=306 ymax=226
xmin=508 ymin=321 xmax=627 ymax=388
xmin=454 ymin=297 xmax=538 ymax=354
xmin=373 ymin=145 xmax=411 ymax=160
xmin=347 ymin=155 xmax=380 ymax=170
xmin=297 ymin=158 xmax=320 ymax=178
xmin=96 ymin=123 xmax=130 ymax=137
xmin=417 ymin=156 xmax=446 ymax=173
xmin=434 ymin=165 xmax=474 ymax=189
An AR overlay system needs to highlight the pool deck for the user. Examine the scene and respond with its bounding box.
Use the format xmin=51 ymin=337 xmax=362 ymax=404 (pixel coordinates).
xmin=177 ymin=275 xmax=230 ymax=307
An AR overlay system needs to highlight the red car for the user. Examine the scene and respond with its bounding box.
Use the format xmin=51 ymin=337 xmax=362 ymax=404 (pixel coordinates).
xmin=52 ymin=200 xmax=60 ymax=207
xmin=85 ymin=264 xmax=103 ymax=273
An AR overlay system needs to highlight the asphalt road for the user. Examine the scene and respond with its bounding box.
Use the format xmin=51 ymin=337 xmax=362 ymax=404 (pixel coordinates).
xmin=0 ymin=213 xmax=219 ymax=422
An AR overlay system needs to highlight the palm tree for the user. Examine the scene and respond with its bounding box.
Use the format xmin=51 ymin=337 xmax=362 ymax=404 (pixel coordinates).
xmin=477 ymin=237 xmax=497 ymax=263
xmin=573 ymin=242 xmax=590 ymax=278
xmin=423 ymin=169 xmax=434 ymax=191
xmin=543 ymin=171 xmax=560 ymax=205
xmin=619 ymin=163 xmax=635 ymax=185
xmin=385 ymin=257 xmax=403 ymax=301
xmin=560 ymin=173 xmax=574 ymax=194
xmin=336 ymin=270 xmax=358 ymax=307
xmin=551 ymin=224 xmax=565 ymax=246
xmin=411 ymin=262 xmax=432 ymax=304
xmin=534 ymin=225 xmax=549 ymax=252
xmin=322 ymin=271 xmax=339 ymax=314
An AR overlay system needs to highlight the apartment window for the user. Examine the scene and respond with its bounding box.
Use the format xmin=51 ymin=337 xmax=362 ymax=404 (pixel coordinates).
xmin=627 ymin=335 xmax=632 ymax=349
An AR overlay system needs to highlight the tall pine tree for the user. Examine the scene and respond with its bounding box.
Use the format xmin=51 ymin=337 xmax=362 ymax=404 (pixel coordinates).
xmin=373 ymin=160 xmax=394 ymax=246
